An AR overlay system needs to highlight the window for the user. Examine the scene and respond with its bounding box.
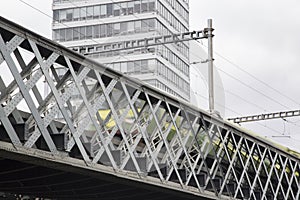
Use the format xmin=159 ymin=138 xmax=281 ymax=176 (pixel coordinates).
xmin=134 ymin=20 xmax=141 ymax=32
xmin=113 ymin=3 xmax=120 ymax=16
xmin=121 ymin=2 xmax=127 ymax=15
xmin=127 ymin=61 xmax=134 ymax=72
xmin=148 ymin=19 xmax=155 ymax=30
xmin=141 ymin=0 xmax=148 ymax=13
xmin=100 ymin=5 xmax=107 ymax=18
xmin=107 ymin=4 xmax=113 ymax=17
xmin=86 ymin=26 xmax=93 ymax=39
xmin=100 ymin=24 xmax=106 ymax=37
xmin=73 ymin=27 xmax=79 ymax=40
xmin=114 ymin=63 xmax=121 ymax=71
xmin=141 ymin=20 xmax=148 ymax=32
xmin=121 ymin=62 xmax=127 ymax=72
xmin=53 ymin=10 xmax=59 ymax=22
xmin=134 ymin=0 xmax=140 ymax=13
xmin=94 ymin=5 xmax=100 ymax=19
xmin=107 ymin=24 xmax=113 ymax=36
xmin=113 ymin=23 xmax=120 ymax=35
xmin=128 ymin=2 xmax=134 ymax=14
xmin=141 ymin=60 xmax=148 ymax=72
xmin=80 ymin=26 xmax=85 ymax=40
xmin=134 ymin=60 xmax=141 ymax=72
xmin=87 ymin=6 xmax=93 ymax=19
xmin=93 ymin=25 xmax=100 ymax=38
xmin=149 ymin=0 xmax=155 ymax=11
xmin=53 ymin=30 xmax=59 ymax=40
xmin=59 ymin=29 xmax=66 ymax=41
xmin=65 ymin=9 xmax=73 ymax=21
xmin=120 ymin=22 xmax=127 ymax=34
xmin=59 ymin=9 xmax=67 ymax=22
xmin=80 ymin=7 xmax=87 ymax=20
xmin=127 ymin=21 xmax=134 ymax=33
xmin=73 ymin=8 xmax=80 ymax=21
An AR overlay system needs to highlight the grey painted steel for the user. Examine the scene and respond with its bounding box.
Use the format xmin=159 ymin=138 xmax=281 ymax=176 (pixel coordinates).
xmin=85 ymin=30 xmax=208 ymax=55
xmin=228 ymin=109 xmax=300 ymax=123
xmin=207 ymin=19 xmax=215 ymax=113
xmin=0 ymin=16 xmax=300 ymax=200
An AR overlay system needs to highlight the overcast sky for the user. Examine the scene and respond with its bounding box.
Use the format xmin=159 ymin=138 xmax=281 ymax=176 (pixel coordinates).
xmin=1 ymin=0 xmax=300 ymax=151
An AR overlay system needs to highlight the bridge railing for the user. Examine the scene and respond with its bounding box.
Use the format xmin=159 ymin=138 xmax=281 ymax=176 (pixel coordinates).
xmin=0 ymin=16 xmax=299 ymax=199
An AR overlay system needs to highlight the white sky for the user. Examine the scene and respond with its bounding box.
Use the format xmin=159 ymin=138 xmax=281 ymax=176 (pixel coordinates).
xmin=1 ymin=0 xmax=300 ymax=151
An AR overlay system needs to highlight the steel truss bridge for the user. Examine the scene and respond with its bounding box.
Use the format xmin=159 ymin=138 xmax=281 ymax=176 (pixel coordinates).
xmin=0 ymin=16 xmax=299 ymax=200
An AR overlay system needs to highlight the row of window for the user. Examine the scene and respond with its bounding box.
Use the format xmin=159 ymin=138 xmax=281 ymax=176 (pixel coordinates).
xmin=156 ymin=22 xmax=189 ymax=58
xmin=162 ymin=0 xmax=189 ymax=23
xmin=157 ymin=1 xmax=188 ymax=33
xmin=74 ymin=42 xmax=188 ymax=78
xmin=157 ymin=46 xmax=189 ymax=77
xmin=147 ymin=79 xmax=189 ymax=100
xmin=53 ymin=0 xmax=155 ymax=23
xmin=103 ymin=59 xmax=189 ymax=96
xmin=105 ymin=59 xmax=155 ymax=74
xmin=53 ymin=18 xmax=155 ymax=41
xmin=102 ymin=57 xmax=189 ymax=94
xmin=53 ymin=18 xmax=188 ymax=61
xmin=157 ymin=60 xmax=189 ymax=94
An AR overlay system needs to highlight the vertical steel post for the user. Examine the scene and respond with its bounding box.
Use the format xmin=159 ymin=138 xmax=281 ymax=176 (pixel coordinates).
xmin=207 ymin=19 xmax=215 ymax=113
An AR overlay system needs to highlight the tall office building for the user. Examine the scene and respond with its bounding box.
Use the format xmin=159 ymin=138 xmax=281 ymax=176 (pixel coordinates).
xmin=52 ymin=0 xmax=190 ymax=101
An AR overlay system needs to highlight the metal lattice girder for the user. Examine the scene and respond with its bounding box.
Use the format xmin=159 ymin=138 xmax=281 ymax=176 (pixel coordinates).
xmin=0 ymin=16 xmax=300 ymax=200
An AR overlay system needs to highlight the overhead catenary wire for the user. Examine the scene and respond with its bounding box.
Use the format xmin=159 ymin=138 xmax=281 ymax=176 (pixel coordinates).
xmin=196 ymin=40 xmax=300 ymax=107
xmin=189 ymin=45 xmax=300 ymax=129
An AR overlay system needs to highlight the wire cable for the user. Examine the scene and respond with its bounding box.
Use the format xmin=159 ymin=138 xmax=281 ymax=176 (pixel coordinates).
xmin=197 ymin=40 xmax=300 ymax=107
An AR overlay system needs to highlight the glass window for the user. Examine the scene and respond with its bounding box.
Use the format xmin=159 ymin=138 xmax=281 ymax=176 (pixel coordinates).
xmin=114 ymin=63 xmax=121 ymax=71
xmin=53 ymin=10 xmax=59 ymax=22
xmin=134 ymin=60 xmax=141 ymax=72
xmin=141 ymin=0 xmax=148 ymax=13
xmin=149 ymin=0 xmax=155 ymax=11
xmin=141 ymin=20 xmax=148 ymax=32
xmin=100 ymin=24 xmax=106 ymax=37
xmin=141 ymin=60 xmax=148 ymax=72
xmin=100 ymin=5 xmax=107 ymax=18
xmin=107 ymin=4 xmax=113 ymax=17
xmin=66 ymin=9 xmax=73 ymax=21
xmin=80 ymin=7 xmax=87 ymax=20
xmin=127 ymin=21 xmax=134 ymax=33
xmin=93 ymin=25 xmax=100 ymax=38
xmin=59 ymin=29 xmax=66 ymax=41
xmin=73 ymin=8 xmax=80 ymax=21
xmin=59 ymin=9 xmax=67 ymax=22
xmin=127 ymin=61 xmax=134 ymax=72
xmin=148 ymin=19 xmax=155 ymax=30
xmin=134 ymin=0 xmax=140 ymax=13
xmin=113 ymin=3 xmax=120 ymax=16
xmin=121 ymin=62 xmax=127 ymax=72
xmin=80 ymin=26 xmax=85 ymax=40
xmin=73 ymin=27 xmax=80 ymax=40
xmin=121 ymin=2 xmax=127 ymax=15
xmin=53 ymin=30 xmax=59 ymax=40
xmin=126 ymin=2 xmax=133 ymax=15
xmin=86 ymin=26 xmax=93 ymax=39
xmin=120 ymin=22 xmax=127 ymax=34
xmin=134 ymin=20 xmax=141 ymax=32
xmin=113 ymin=23 xmax=120 ymax=35
xmin=94 ymin=5 xmax=100 ymax=19
xmin=107 ymin=24 xmax=113 ymax=36
xmin=87 ymin=6 xmax=93 ymax=19
xmin=66 ymin=28 xmax=72 ymax=41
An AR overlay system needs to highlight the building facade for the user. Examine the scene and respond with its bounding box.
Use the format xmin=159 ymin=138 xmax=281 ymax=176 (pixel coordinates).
xmin=52 ymin=0 xmax=190 ymax=101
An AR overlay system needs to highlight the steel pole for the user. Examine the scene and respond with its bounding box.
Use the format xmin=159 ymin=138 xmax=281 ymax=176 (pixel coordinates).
xmin=207 ymin=19 xmax=214 ymax=113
